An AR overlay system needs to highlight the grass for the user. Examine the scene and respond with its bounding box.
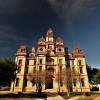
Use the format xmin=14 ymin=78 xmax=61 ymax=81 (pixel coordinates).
xmin=0 ymin=91 xmax=47 ymax=100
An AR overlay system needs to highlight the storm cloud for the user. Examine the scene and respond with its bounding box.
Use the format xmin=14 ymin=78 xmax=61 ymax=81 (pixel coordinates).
xmin=0 ymin=0 xmax=100 ymax=67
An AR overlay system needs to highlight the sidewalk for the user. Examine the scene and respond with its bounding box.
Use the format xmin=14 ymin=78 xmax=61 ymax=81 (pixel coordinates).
xmin=47 ymin=95 xmax=65 ymax=100
xmin=95 ymin=96 xmax=100 ymax=100
xmin=67 ymin=96 xmax=84 ymax=100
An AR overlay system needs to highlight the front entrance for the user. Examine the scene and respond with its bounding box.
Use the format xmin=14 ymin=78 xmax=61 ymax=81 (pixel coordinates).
xmin=45 ymin=77 xmax=53 ymax=89
xmin=45 ymin=67 xmax=54 ymax=89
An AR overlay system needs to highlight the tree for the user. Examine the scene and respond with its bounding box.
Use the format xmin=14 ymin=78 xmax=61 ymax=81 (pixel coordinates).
xmin=0 ymin=58 xmax=16 ymax=86
xmin=55 ymin=67 xmax=72 ymax=96
xmin=86 ymin=64 xmax=100 ymax=83
xmin=27 ymin=69 xmax=46 ymax=94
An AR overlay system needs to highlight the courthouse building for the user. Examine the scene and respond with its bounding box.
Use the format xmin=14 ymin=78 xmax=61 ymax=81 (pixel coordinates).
xmin=10 ymin=28 xmax=90 ymax=93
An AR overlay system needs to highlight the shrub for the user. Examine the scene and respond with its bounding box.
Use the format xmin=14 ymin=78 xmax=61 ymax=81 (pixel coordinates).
xmin=85 ymin=92 xmax=91 ymax=96
xmin=90 ymin=87 xmax=99 ymax=91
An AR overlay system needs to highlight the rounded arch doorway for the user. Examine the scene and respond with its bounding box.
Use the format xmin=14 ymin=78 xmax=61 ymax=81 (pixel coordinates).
xmin=45 ymin=67 xmax=54 ymax=89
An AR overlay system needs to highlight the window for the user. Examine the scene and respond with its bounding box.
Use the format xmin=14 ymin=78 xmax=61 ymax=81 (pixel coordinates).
xmin=16 ymin=78 xmax=19 ymax=86
xmin=39 ymin=66 xmax=42 ymax=72
xmin=33 ymin=67 xmax=36 ymax=73
xmin=24 ymin=78 xmax=27 ymax=87
xmin=40 ymin=48 xmax=43 ymax=51
xmin=26 ymin=66 xmax=28 ymax=73
xmin=78 ymin=60 xmax=82 ymax=65
xmin=59 ymin=59 xmax=62 ymax=64
xmin=80 ymin=67 xmax=83 ymax=74
xmin=34 ymin=60 xmax=36 ymax=65
xmin=81 ymin=78 xmax=85 ymax=87
xmin=27 ymin=60 xmax=29 ymax=65
xmin=40 ymin=59 xmax=42 ymax=64
xmin=18 ymin=59 xmax=22 ymax=65
xmin=48 ymin=45 xmax=52 ymax=49
xmin=73 ymin=79 xmax=76 ymax=86
xmin=60 ymin=66 xmax=62 ymax=72
xmin=58 ymin=48 xmax=62 ymax=51
xmin=60 ymin=78 xmax=63 ymax=86
xmin=72 ymin=60 xmax=74 ymax=66
xmin=51 ymin=59 xmax=54 ymax=64
xmin=17 ymin=66 xmax=21 ymax=73
xmin=21 ymin=49 xmax=24 ymax=52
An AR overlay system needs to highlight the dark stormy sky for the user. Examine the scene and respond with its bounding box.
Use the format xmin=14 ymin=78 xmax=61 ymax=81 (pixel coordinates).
xmin=0 ymin=0 xmax=100 ymax=68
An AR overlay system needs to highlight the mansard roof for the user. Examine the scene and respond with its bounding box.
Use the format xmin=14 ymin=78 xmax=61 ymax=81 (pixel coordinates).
xmin=16 ymin=44 xmax=28 ymax=56
xmin=72 ymin=46 xmax=85 ymax=58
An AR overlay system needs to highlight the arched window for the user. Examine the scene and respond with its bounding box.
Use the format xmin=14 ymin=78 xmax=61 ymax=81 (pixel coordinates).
xmin=39 ymin=66 xmax=42 ymax=72
xmin=33 ymin=67 xmax=36 ymax=73
xmin=47 ymin=58 xmax=54 ymax=64
xmin=81 ymin=78 xmax=85 ymax=87
xmin=73 ymin=79 xmax=76 ymax=87
xmin=60 ymin=66 xmax=62 ymax=72
xmin=59 ymin=59 xmax=62 ymax=64
xmin=80 ymin=67 xmax=83 ymax=74
xmin=16 ymin=78 xmax=19 ymax=86
xmin=18 ymin=59 xmax=22 ymax=65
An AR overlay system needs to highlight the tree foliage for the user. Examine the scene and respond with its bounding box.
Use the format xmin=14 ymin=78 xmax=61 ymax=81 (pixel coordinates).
xmin=0 ymin=58 xmax=16 ymax=86
xmin=86 ymin=64 xmax=100 ymax=84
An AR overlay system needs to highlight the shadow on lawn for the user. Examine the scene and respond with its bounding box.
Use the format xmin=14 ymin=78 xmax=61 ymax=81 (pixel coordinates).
xmin=0 ymin=92 xmax=47 ymax=98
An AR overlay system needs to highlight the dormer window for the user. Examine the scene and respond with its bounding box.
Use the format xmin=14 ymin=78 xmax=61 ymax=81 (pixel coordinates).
xmin=40 ymin=48 xmax=43 ymax=51
xmin=59 ymin=48 xmax=62 ymax=51
xmin=21 ymin=49 xmax=23 ymax=52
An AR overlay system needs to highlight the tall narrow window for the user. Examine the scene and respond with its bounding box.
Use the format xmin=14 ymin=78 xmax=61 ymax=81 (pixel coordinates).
xmin=80 ymin=67 xmax=83 ymax=74
xmin=81 ymin=78 xmax=85 ymax=87
xmin=24 ymin=78 xmax=27 ymax=87
xmin=27 ymin=60 xmax=29 ymax=65
xmin=39 ymin=66 xmax=42 ymax=72
xmin=33 ymin=67 xmax=36 ymax=73
xmin=59 ymin=59 xmax=62 ymax=64
xmin=18 ymin=59 xmax=22 ymax=65
xmin=16 ymin=78 xmax=19 ymax=86
xmin=72 ymin=60 xmax=74 ymax=66
xmin=73 ymin=79 xmax=76 ymax=86
xmin=60 ymin=78 xmax=63 ymax=86
xmin=78 ymin=60 xmax=82 ymax=65
xmin=51 ymin=59 xmax=54 ymax=64
xmin=17 ymin=66 xmax=21 ymax=73
xmin=26 ymin=66 xmax=28 ymax=73
xmin=34 ymin=60 xmax=36 ymax=65
xmin=60 ymin=66 xmax=62 ymax=72
xmin=40 ymin=59 xmax=42 ymax=64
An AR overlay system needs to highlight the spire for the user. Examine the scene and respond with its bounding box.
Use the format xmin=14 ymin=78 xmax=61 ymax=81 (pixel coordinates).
xmin=46 ymin=28 xmax=53 ymax=37
xmin=56 ymin=37 xmax=63 ymax=43
xmin=38 ymin=37 xmax=45 ymax=43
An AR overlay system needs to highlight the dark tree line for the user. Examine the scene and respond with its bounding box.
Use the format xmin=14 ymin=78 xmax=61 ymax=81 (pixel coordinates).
xmin=86 ymin=64 xmax=100 ymax=84
xmin=0 ymin=58 xmax=16 ymax=86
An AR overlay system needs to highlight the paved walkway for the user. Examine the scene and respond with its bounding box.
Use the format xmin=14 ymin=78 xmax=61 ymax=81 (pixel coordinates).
xmin=67 ymin=96 xmax=83 ymax=100
xmin=95 ymin=96 xmax=100 ymax=100
xmin=47 ymin=95 xmax=65 ymax=100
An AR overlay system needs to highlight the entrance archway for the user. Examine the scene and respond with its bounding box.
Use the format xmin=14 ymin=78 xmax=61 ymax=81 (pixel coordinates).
xmin=45 ymin=67 xmax=54 ymax=89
